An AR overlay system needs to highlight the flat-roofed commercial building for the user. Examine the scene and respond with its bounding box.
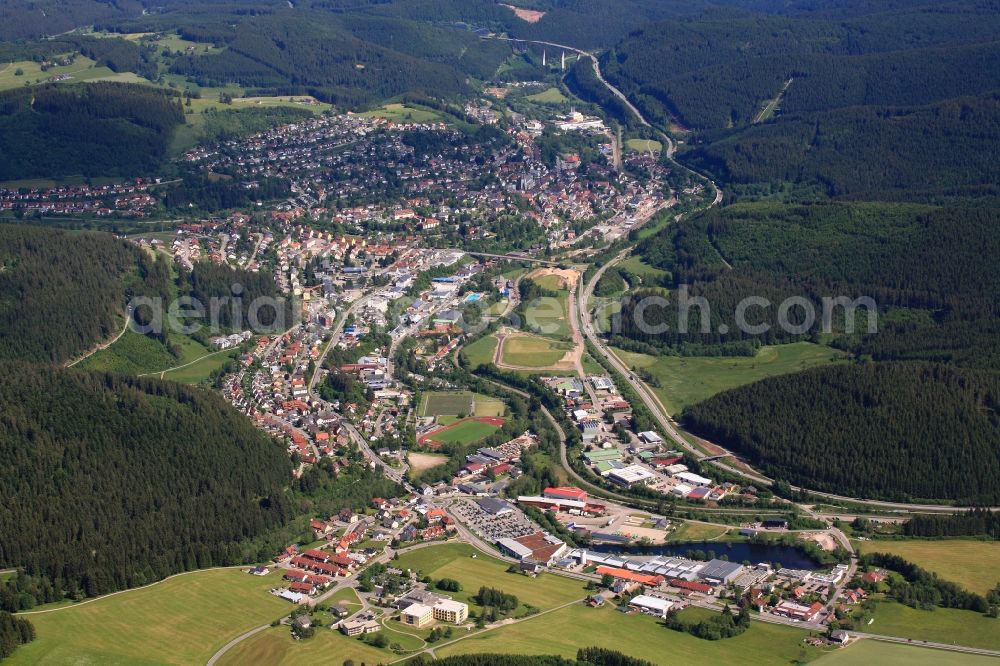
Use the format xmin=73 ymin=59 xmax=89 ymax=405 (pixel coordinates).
xmin=433 ymin=599 xmax=469 ymax=624
xmin=607 ymin=464 xmax=656 ymax=488
xmin=629 ymin=594 xmax=674 ymax=618
xmin=698 ymin=559 xmax=745 ymax=585
xmin=401 ymin=603 xmax=435 ymax=628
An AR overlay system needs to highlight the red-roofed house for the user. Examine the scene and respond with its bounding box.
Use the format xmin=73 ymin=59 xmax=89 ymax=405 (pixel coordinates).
xmin=421 ymin=526 xmax=445 ymax=540
xmin=861 ymin=570 xmax=887 ymax=584
xmin=303 ymin=549 xmax=331 ymax=562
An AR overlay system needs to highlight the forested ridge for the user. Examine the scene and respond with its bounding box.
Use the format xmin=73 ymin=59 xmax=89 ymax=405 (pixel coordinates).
xmin=0 ymin=83 xmax=184 ymax=181
xmin=169 ymin=13 xmax=470 ymax=106
xmin=0 ymin=225 xmax=170 ymax=365
xmin=0 ymin=361 xmax=292 ymax=606
xmin=601 ymin=2 xmax=1000 ymax=131
xmin=682 ymin=362 xmax=1000 ymax=503
xmin=687 ymin=95 xmax=1000 ymax=205
xmin=595 ymin=2 xmax=1000 ymax=510
xmin=0 ymin=225 xmax=306 ymax=616
xmin=597 ymin=1 xmax=1000 ymax=204
xmin=0 ymin=0 xmax=144 ymax=40
xmin=619 ymin=202 xmax=1000 ymax=366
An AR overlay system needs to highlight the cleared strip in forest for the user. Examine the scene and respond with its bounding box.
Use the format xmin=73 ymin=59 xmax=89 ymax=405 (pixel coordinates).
xmin=754 ymin=77 xmax=794 ymax=124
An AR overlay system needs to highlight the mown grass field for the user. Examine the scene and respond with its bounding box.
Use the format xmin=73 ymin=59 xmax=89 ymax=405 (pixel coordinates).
xmin=381 ymin=617 xmax=437 ymax=651
xmin=502 ymin=335 xmax=571 ymax=367
xmin=867 ymin=600 xmax=1000 ymax=651
xmin=434 ymin=602 xmax=825 ymax=664
xmin=0 ymin=56 xmax=117 ymax=91
xmin=419 ymin=391 xmax=505 ymax=418
xmin=430 ymin=419 xmax=503 ymax=446
xmin=525 ymin=87 xmax=569 ymax=104
xmin=524 ymin=292 xmax=571 ymax=339
xmin=216 ymin=625 xmax=390 ymax=666
xmin=472 ymin=396 xmax=506 ymax=417
xmin=625 ymin=138 xmax=662 ymax=153
xmin=668 ymin=520 xmax=731 ymax=542
xmin=11 ymin=568 xmax=288 ymax=665
xmin=612 ymin=342 xmax=847 ymax=415
xmin=360 ymin=103 xmax=445 ymax=124
xmin=462 ymin=335 xmax=499 ymax=368
xmin=533 ymin=274 xmax=570 ymax=292
xmin=617 ymin=254 xmax=669 ymax=286
xmin=157 ymin=348 xmax=239 ymax=385
xmin=78 ymin=330 xmax=211 ymax=376
xmin=420 ymin=391 xmax=475 ymax=417
xmin=325 ymin=587 xmax=362 ymax=608
xmin=853 ymin=539 xmax=1000 ymax=595
xmin=393 ymin=543 xmax=587 ymax=611
xmin=815 ymin=639 xmax=995 ymax=666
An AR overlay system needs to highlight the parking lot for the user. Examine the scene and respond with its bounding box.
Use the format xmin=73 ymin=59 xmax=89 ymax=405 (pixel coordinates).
xmin=452 ymin=499 xmax=537 ymax=542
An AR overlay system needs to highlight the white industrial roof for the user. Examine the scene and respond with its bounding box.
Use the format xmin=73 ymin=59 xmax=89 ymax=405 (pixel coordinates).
xmin=629 ymin=595 xmax=673 ymax=612
xmin=608 ymin=464 xmax=656 ymax=484
xmin=675 ymin=471 xmax=713 ymax=486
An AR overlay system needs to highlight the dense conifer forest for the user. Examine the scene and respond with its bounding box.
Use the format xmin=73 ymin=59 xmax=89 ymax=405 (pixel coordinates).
xmin=0 ymin=225 xmax=170 ymax=365
xmin=902 ymin=509 xmax=1000 ymax=540
xmin=168 ymin=13 xmax=470 ymax=106
xmin=0 ymin=0 xmax=144 ymax=40
xmin=619 ymin=202 xmax=1000 ymax=366
xmin=687 ymin=95 xmax=1000 ymax=204
xmin=180 ymin=261 xmax=295 ymax=332
xmin=0 ymin=361 xmax=292 ymax=606
xmin=0 ymin=83 xmax=184 ymax=181
xmin=683 ymin=362 xmax=1000 ymax=503
xmin=601 ymin=3 xmax=1000 ymax=131
xmin=598 ymin=1 xmax=1000 ymax=204
xmin=0 ymin=611 xmax=34 ymax=659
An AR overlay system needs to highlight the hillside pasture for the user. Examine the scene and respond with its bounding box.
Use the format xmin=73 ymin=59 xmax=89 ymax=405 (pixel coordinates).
xmin=854 ymin=539 xmax=1000 ymax=595
xmin=612 ymin=342 xmax=846 ymax=415
xmin=11 ymin=568 xmax=288 ymax=665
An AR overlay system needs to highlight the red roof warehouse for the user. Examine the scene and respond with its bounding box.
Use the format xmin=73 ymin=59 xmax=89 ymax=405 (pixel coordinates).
xmin=543 ymin=487 xmax=588 ymax=502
